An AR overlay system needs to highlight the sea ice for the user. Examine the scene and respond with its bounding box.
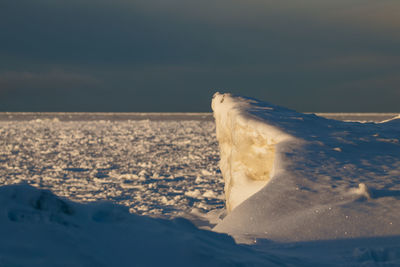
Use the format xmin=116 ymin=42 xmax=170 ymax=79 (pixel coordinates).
xmin=1 ymin=103 xmax=400 ymax=266
xmin=0 ymin=119 xmax=224 ymax=220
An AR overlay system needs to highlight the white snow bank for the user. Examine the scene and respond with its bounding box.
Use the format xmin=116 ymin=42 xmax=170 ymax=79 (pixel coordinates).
xmin=212 ymin=93 xmax=400 ymax=243
xmin=0 ymin=184 xmax=284 ymax=266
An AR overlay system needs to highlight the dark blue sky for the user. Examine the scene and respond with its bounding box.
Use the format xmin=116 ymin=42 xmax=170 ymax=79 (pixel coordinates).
xmin=1 ymin=0 xmax=399 ymax=112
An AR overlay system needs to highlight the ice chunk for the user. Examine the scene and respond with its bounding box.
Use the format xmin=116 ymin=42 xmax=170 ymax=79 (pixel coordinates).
xmin=212 ymin=93 xmax=292 ymax=211
xmin=350 ymin=183 xmax=372 ymax=200
xmin=212 ymin=93 xmax=400 ymax=243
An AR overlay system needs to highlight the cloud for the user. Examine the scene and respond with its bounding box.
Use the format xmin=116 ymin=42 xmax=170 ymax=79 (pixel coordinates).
xmin=304 ymin=54 xmax=400 ymax=72
xmin=0 ymin=0 xmax=399 ymax=111
xmin=2 ymin=0 xmax=399 ymax=66
xmin=335 ymin=71 xmax=400 ymax=94
xmin=328 ymin=1 xmax=400 ymax=33
xmin=0 ymin=70 xmax=101 ymax=93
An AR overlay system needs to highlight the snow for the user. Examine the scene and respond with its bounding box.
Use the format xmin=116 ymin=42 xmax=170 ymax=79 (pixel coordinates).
xmin=0 ymin=184 xmax=282 ymax=266
xmin=212 ymin=93 xmax=400 ymax=244
xmin=1 ymin=97 xmax=400 ymax=266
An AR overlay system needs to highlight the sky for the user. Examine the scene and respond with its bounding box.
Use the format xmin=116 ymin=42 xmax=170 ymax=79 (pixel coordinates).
xmin=1 ymin=0 xmax=399 ymax=112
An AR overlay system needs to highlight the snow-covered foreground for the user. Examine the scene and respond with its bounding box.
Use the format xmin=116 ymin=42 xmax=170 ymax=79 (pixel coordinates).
xmin=0 ymin=184 xmax=284 ymax=266
xmin=1 ymin=97 xmax=400 ymax=266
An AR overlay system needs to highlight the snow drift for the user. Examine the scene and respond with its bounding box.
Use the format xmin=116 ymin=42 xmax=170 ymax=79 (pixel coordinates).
xmin=212 ymin=93 xmax=400 ymax=243
xmin=0 ymin=184 xmax=283 ymax=266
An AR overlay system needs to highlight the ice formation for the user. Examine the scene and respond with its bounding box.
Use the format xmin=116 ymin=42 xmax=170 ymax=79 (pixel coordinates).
xmin=212 ymin=93 xmax=293 ymax=211
xmin=212 ymin=93 xmax=400 ymax=242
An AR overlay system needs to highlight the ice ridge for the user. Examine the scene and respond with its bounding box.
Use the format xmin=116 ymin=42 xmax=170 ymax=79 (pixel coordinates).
xmin=212 ymin=92 xmax=400 ymax=243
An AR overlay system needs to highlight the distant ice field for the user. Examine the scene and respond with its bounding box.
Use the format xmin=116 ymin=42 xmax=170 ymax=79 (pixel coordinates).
xmin=0 ymin=112 xmax=399 ymax=122
xmin=0 ymin=112 xmax=214 ymax=121
xmin=0 ymin=112 xmax=398 ymax=227
xmin=313 ymin=113 xmax=399 ymax=123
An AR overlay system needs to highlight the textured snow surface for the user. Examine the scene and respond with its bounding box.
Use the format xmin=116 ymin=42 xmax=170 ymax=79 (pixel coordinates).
xmin=212 ymin=93 xmax=400 ymax=243
xmin=0 ymin=184 xmax=284 ymax=267
xmin=0 ymin=119 xmax=224 ymax=223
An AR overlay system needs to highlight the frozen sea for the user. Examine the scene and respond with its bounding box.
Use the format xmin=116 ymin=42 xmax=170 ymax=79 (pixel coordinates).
xmin=1 ymin=110 xmax=399 ymax=266
xmin=0 ymin=112 xmax=224 ymax=226
xmin=0 ymin=112 xmax=398 ymax=225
